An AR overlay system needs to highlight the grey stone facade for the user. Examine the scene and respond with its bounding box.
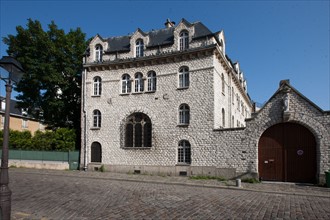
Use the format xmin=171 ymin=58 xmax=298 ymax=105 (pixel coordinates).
xmin=81 ymin=19 xmax=329 ymax=183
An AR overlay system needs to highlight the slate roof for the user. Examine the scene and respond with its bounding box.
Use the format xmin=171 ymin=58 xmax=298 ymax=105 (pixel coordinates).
xmin=103 ymin=19 xmax=214 ymax=53
xmin=0 ymin=97 xmax=22 ymax=116
xmin=106 ymin=36 xmax=131 ymax=53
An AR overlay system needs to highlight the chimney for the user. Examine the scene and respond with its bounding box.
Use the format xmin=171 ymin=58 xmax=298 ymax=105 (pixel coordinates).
xmin=164 ymin=19 xmax=175 ymax=28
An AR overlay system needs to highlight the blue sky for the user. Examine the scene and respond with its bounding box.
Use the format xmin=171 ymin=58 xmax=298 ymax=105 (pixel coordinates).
xmin=1 ymin=0 xmax=329 ymax=110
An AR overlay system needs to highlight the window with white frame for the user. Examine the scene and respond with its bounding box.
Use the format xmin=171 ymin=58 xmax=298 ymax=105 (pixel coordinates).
xmin=134 ymin=72 xmax=144 ymax=93
xmin=179 ymin=31 xmax=189 ymax=51
xmin=135 ymin=39 xmax=144 ymax=57
xmin=95 ymin=44 xmax=103 ymax=62
xmin=147 ymin=71 xmax=157 ymax=92
xmin=178 ymin=140 xmax=191 ymax=164
xmin=179 ymin=104 xmax=190 ymax=125
xmin=179 ymin=66 xmax=189 ymax=88
xmin=93 ymin=110 xmax=101 ymax=128
xmin=122 ymin=74 xmax=131 ymax=94
xmin=93 ymin=76 xmax=102 ymax=96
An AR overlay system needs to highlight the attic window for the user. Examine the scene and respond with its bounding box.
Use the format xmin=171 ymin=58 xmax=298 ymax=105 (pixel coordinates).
xmin=179 ymin=31 xmax=189 ymax=51
xmin=135 ymin=39 xmax=144 ymax=57
xmin=95 ymin=44 xmax=103 ymax=62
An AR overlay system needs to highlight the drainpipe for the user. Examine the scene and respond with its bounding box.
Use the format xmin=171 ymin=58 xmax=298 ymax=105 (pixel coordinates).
xmin=82 ymin=68 xmax=88 ymax=171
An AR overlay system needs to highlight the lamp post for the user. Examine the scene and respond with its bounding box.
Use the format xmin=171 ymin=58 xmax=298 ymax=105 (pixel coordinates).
xmin=0 ymin=56 xmax=24 ymax=220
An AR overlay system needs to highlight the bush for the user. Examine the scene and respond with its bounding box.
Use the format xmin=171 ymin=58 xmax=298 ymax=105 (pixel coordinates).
xmin=0 ymin=128 xmax=76 ymax=151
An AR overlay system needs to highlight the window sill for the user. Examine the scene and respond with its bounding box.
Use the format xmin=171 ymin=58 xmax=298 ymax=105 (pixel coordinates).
xmin=176 ymin=163 xmax=191 ymax=166
xmin=91 ymin=95 xmax=101 ymax=98
xmin=177 ymin=87 xmax=189 ymax=90
xmin=119 ymin=93 xmax=130 ymax=96
xmin=177 ymin=124 xmax=189 ymax=127
xmin=145 ymin=90 xmax=156 ymax=93
xmin=90 ymin=127 xmax=101 ymax=130
xmin=122 ymin=147 xmax=152 ymax=149
xmin=132 ymin=92 xmax=144 ymax=95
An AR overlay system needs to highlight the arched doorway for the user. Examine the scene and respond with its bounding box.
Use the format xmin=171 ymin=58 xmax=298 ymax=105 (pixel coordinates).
xmin=91 ymin=142 xmax=102 ymax=163
xmin=258 ymin=123 xmax=316 ymax=183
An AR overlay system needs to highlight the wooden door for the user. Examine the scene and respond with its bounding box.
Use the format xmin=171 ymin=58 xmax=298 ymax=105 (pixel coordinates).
xmin=91 ymin=142 xmax=102 ymax=163
xmin=258 ymin=123 xmax=316 ymax=183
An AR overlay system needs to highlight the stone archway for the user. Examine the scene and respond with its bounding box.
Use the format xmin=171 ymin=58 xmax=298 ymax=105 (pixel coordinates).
xmin=258 ymin=122 xmax=316 ymax=183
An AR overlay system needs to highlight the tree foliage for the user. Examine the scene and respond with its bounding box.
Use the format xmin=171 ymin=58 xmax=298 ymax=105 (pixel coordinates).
xmin=3 ymin=19 xmax=87 ymax=132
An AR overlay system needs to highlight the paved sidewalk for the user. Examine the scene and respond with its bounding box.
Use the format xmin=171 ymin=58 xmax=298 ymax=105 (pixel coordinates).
xmin=12 ymin=168 xmax=330 ymax=197
xmin=9 ymin=168 xmax=330 ymax=219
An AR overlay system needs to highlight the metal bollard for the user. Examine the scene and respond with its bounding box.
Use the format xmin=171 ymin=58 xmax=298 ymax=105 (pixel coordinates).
xmin=236 ymin=178 xmax=241 ymax=187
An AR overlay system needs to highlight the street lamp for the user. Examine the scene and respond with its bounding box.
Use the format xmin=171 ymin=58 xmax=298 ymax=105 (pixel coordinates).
xmin=0 ymin=56 xmax=24 ymax=219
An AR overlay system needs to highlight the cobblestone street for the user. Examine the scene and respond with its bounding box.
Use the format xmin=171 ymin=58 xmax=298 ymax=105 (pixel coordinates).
xmin=10 ymin=169 xmax=330 ymax=219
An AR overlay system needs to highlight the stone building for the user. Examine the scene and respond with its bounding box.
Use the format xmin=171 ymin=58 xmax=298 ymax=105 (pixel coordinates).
xmin=81 ymin=19 xmax=329 ymax=183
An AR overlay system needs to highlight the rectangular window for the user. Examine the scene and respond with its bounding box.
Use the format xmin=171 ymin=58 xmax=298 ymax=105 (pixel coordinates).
xmin=179 ymin=73 xmax=189 ymax=88
xmin=178 ymin=145 xmax=191 ymax=163
xmin=147 ymin=77 xmax=156 ymax=91
xmin=134 ymin=79 xmax=144 ymax=92
xmin=22 ymin=119 xmax=28 ymax=128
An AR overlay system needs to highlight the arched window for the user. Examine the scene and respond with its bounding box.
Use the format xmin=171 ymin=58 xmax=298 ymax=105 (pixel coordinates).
xmin=91 ymin=142 xmax=102 ymax=163
xmin=136 ymin=39 xmax=144 ymax=57
xmin=122 ymin=74 xmax=131 ymax=94
xmin=147 ymin=71 xmax=157 ymax=92
xmin=93 ymin=76 xmax=102 ymax=96
xmin=179 ymin=31 xmax=189 ymax=51
xmin=93 ymin=110 xmax=101 ymax=128
xmin=178 ymin=140 xmax=191 ymax=164
xmin=179 ymin=104 xmax=190 ymax=125
xmin=134 ymin=72 xmax=144 ymax=93
xmin=221 ymin=73 xmax=225 ymax=94
xmin=241 ymin=103 xmax=244 ymax=115
xmin=232 ymin=87 xmax=234 ymax=104
xmin=222 ymin=108 xmax=225 ymax=128
xmin=95 ymin=44 xmax=103 ymax=62
xmin=179 ymin=66 xmax=189 ymax=88
xmin=125 ymin=113 xmax=152 ymax=148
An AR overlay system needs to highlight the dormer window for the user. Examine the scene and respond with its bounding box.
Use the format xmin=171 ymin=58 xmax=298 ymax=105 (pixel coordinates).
xmin=135 ymin=39 xmax=144 ymax=57
xmin=179 ymin=31 xmax=189 ymax=51
xmin=95 ymin=44 xmax=103 ymax=62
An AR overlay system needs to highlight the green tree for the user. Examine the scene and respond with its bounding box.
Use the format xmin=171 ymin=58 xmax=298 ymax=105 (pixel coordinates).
xmin=53 ymin=128 xmax=76 ymax=151
xmin=3 ymin=19 xmax=87 ymax=147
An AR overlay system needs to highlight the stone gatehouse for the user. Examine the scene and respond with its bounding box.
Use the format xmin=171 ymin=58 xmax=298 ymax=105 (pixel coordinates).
xmin=80 ymin=19 xmax=330 ymax=184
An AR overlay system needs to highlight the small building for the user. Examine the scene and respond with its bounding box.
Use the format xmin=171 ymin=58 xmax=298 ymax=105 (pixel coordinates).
xmin=0 ymin=98 xmax=46 ymax=134
xmin=81 ymin=19 xmax=329 ymax=184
